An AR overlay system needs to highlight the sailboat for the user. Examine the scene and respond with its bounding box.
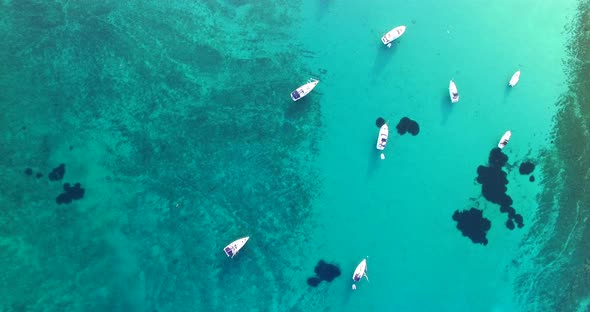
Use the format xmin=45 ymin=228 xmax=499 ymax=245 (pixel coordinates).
xmin=290 ymin=78 xmax=319 ymax=101
xmin=224 ymin=237 xmax=250 ymax=258
xmin=509 ymin=70 xmax=521 ymax=87
xmin=352 ymin=258 xmax=368 ymax=290
xmin=449 ymin=80 xmax=459 ymax=103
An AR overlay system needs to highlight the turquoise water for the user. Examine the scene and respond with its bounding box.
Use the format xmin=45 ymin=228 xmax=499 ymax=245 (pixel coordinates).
xmin=0 ymin=0 xmax=587 ymax=311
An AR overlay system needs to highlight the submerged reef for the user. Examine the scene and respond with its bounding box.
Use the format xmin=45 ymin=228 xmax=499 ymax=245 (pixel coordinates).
xmin=375 ymin=117 xmax=386 ymax=128
xmin=396 ymin=117 xmax=420 ymax=135
xmin=48 ymin=163 xmax=66 ymax=181
xmin=307 ymin=260 xmax=341 ymax=287
xmin=0 ymin=1 xmax=323 ymax=311
xmin=24 ymin=168 xmax=43 ymax=179
xmin=519 ymin=161 xmax=535 ymax=175
xmin=55 ymin=183 xmax=85 ymax=204
xmin=519 ymin=161 xmax=536 ymax=183
xmin=452 ymin=208 xmax=491 ymax=245
xmin=475 ymin=147 xmax=524 ymax=230
xmin=306 ymin=277 xmax=321 ymax=287
xmin=515 ymin=2 xmax=590 ymax=309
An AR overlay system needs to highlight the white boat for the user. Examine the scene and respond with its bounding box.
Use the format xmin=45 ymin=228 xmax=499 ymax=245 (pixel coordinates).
xmin=376 ymin=124 xmax=389 ymax=160
xmin=290 ymin=78 xmax=319 ymax=101
xmin=224 ymin=236 xmax=249 ymax=258
xmin=509 ymin=70 xmax=521 ymax=87
xmin=498 ymin=130 xmax=512 ymax=149
xmin=352 ymin=258 xmax=368 ymax=290
xmin=449 ymin=80 xmax=459 ymax=103
xmin=381 ymin=25 xmax=406 ymax=48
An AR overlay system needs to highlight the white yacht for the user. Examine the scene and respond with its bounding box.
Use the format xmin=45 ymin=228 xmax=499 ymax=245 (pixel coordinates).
xmin=352 ymin=258 xmax=368 ymax=290
xmin=224 ymin=236 xmax=249 ymax=258
xmin=498 ymin=131 xmax=512 ymax=149
xmin=290 ymin=78 xmax=319 ymax=101
xmin=376 ymin=124 xmax=389 ymax=160
xmin=449 ymin=80 xmax=459 ymax=103
xmin=509 ymin=70 xmax=521 ymax=87
xmin=381 ymin=26 xmax=406 ymax=48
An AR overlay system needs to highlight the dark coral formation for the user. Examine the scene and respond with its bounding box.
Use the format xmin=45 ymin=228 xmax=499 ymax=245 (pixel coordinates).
xmin=488 ymin=147 xmax=508 ymax=168
xmin=56 ymin=183 xmax=85 ymax=204
xmin=476 ymin=166 xmax=511 ymax=206
xmin=506 ymin=219 xmax=515 ymax=230
xmin=519 ymin=161 xmax=535 ymax=175
xmin=513 ymin=214 xmax=524 ymax=228
xmin=306 ymin=260 xmax=341 ymax=287
xmin=529 ymin=175 xmax=535 ymax=182
xmin=306 ymin=277 xmax=321 ymax=287
xmin=475 ymin=148 xmax=524 ymax=230
xmin=375 ymin=117 xmax=386 ymax=128
xmin=396 ymin=117 xmax=420 ymax=135
xmin=452 ymin=208 xmax=491 ymax=245
xmin=24 ymin=168 xmax=44 ymax=179
xmin=49 ymin=163 xmax=66 ymax=181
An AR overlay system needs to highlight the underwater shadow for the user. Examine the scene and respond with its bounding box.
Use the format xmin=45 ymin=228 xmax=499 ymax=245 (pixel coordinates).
xmin=284 ymin=95 xmax=317 ymax=120
xmin=316 ymin=0 xmax=330 ymax=20
xmin=367 ymin=137 xmax=384 ymax=176
xmin=371 ymin=43 xmax=399 ymax=78
xmin=502 ymin=84 xmax=514 ymax=102
xmin=440 ymin=93 xmax=453 ymax=125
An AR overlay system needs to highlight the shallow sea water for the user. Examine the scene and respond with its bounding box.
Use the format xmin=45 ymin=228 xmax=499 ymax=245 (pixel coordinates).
xmin=0 ymin=0 xmax=587 ymax=311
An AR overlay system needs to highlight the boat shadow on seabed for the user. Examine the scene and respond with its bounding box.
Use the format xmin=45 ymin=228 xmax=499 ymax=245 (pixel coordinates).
xmin=371 ymin=43 xmax=399 ymax=79
xmin=440 ymin=93 xmax=454 ymax=126
xmin=284 ymin=93 xmax=317 ymax=119
xmin=366 ymin=138 xmax=385 ymax=176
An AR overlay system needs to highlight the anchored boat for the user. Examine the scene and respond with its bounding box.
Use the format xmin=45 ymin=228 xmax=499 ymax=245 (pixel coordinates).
xmin=290 ymin=78 xmax=319 ymax=101
xmin=352 ymin=258 xmax=368 ymax=290
xmin=224 ymin=237 xmax=249 ymax=258
xmin=509 ymin=70 xmax=521 ymax=87
xmin=498 ymin=131 xmax=512 ymax=149
xmin=381 ymin=25 xmax=406 ymax=48
xmin=376 ymin=124 xmax=389 ymax=160
xmin=449 ymin=80 xmax=459 ymax=103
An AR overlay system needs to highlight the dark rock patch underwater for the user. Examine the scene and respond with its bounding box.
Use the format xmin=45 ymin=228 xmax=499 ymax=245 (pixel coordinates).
xmin=49 ymin=163 xmax=66 ymax=181
xmin=452 ymin=208 xmax=491 ymax=245
xmin=56 ymin=183 xmax=85 ymax=204
xmin=396 ymin=117 xmax=420 ymax=136
xmin=475 ymin=148 xmax=524 ymax=230
xmin=307 ymin=260 xmax=341 ymax=287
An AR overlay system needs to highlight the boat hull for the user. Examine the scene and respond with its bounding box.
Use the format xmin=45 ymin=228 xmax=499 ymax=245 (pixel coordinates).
xmin=224 ymin=237 xmax=249 ymax=258
xmin=352 ymin=259 xmax=367 ymax=282
xmin=291 ymin=79 xmax=319 ymax=101
xmin=381 ymin=25 xmax=406 ymax=46
xmin=376 ymin=124 xmax=389 ymax=150
xmin=449 ymin=80 xmax=459 ymax=103
xmin=509 ymin=70 xmax=521 ymax=87
xmin=498 ymin=131 xmax=512 ymax=149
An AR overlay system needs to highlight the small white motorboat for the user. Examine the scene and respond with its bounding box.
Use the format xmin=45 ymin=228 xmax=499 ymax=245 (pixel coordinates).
xmin=224 ymin=236 xmax=249 ymax=258
xmin=509 ymin=70 xmax=521 ymax=87
xmin=352 ymin=258 xmax=368 ymax=290
xmin=498 ymin=131 xmax=512 ymax=149
xmin=381 ymin=25 xmax=406 ymax=48
xmin=290 ymin=78 xmax=319 ymax=101
xmin=376 ymin=124 xmax=389 ymax=160
xmin=449 ymin=80 xmax=459 ymax=103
